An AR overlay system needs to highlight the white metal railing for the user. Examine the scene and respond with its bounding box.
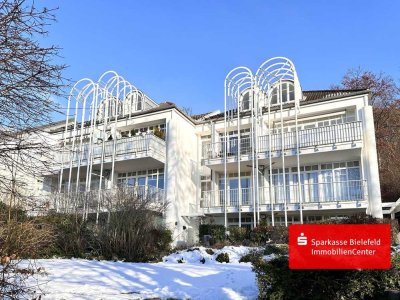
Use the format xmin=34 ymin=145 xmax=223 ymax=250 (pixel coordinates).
xmin=58 ymin=133 xmax=166 ymax=166
xmin=259 ymin=121 xmax=362 ymax=152
xmin=53 ymin=185 xmax=165 ymax=214
xmin=202 ymin=121 xmax=362 ymax=159
xmin=200 ymin=180 xmax=367 ymax=209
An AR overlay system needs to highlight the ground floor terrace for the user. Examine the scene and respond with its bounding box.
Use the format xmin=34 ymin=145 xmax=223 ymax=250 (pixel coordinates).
xmin=200 ymin=160 xmax=370 ymax=226
xmin=201 ymin=160 xmax=366 ymax=208
xmin=204 ymin=208 xmax=368 ymax=228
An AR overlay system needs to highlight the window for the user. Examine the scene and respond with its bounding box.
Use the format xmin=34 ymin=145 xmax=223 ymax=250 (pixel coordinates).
xmin=218 ymin=129 xmax=251 ymax=157
xmin=158 ymin=170 xmax=165 ymax=189
xmin=136 ymin=95 xmax=142 ymax=111
xmin=242 ymin=91 xmax=250 ymax=111
xmin=117 ymin=168 xmax=164 ymax=190
xmin=268 ymin=161 xmax=362 ymax=204
xmin=201 ymin=135 xmax=212 ymax=158
xmin=271 ymin=81 xmax=295 ymax=105
xmin=200 ymin=175 xmax=212 ymax=198
xmin=131 ymin=124 xmax=166 ymax=136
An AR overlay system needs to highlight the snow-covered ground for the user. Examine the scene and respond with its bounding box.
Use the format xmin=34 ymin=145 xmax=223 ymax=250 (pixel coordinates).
xmin=29 ymin=247 xmax=259 ymax=300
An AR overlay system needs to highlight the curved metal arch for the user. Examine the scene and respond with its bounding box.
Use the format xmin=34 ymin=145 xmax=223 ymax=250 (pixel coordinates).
xmin=254 ymin=56 xmax=304 ymax=227
xmin=224 ymin=67 xmax=254 ymax=118
xmin=123 ymin=88 xmax=140 ymax=117
xmin=223 ymin=66 xmax=256 ymax=230
xmin=97 ymin=70 xmax=123 ymax=88
xmin=255 ymin=56 xmax=302 ymax=103
xmin=225 ymin=67 xmax=253 ymax=96
xmin=97 ymin=71 xmax=146 ymax=119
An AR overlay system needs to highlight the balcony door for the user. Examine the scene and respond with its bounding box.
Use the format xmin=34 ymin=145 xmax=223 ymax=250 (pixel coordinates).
xmin=320 ymin=162 xmax=361 ymax=202
xmin=321 ymin=169 xmax=333 ymax=202
xmin=304 ymin=172 xmax=319 ymax=202
xmin=333 ymin=168 xmax=348 ymax=201
xmin=272 ymin=171 xmax=290 ymax=204
xmin=348 ymin=167 xmax=361 ymax=200
xmin=219 ymin=177 xmax=251 ymax=207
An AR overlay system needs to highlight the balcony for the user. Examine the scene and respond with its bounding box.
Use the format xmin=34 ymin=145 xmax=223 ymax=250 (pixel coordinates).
xmin=57 ymin=134 xmax=166 ymax=168
xmin=202 ymin=121 xmax=363 ymax=161
xmin=53 ymin=185 xmax=165 ymax=214
xmin=258 ymin=121 xmax=362 ymax=152
xmin=200 ymin=180 xmax=367 ymax=212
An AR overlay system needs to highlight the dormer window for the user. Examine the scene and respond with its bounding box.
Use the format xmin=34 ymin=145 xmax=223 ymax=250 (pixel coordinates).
xmin=125 ymin=92 xmax=144 ymax=114
xmin=271 ymin=81 xmax=295 ymax=105
xmin=97 ymin=97 xmax=122 ymax=120
xmin=241 ymin=91 xmax=250 ymax=111
xmin=136 ymin=94 xmax=142 ymax=111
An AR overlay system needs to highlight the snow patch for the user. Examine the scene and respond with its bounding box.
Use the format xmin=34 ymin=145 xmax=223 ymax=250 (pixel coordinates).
xmin=163 ymin=246 xmax=256 ymax=264
xmin=27 ymin=247 xmax=259 ymax=299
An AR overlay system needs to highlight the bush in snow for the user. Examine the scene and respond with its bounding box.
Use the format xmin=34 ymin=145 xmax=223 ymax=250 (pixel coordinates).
xmin=263 ymin=244 xmax=288 ymax=256
xmin=199 ymin=224 xmax=226 ymax=245
xmin=0 ymin=206 xmax=53 ymax=299
xmin=239 ymin=249 xmax=263 ymax=264
xmin=216 ymin=252 xmax=229 ymax=263
xmin=250 ymin=225 xmax=288 ymax=245
xmin=35 ymin=187 xmax=172 ymax=262
xmin=205 ymin=248 xmax=214 ymax=255
xmin=96 ymin=187 xmax=172 ymax=262
xmin=319 ymin=214 xmax=400 ymax=245
xmin=228 ymin=226 xmax=249 ymax=243
xmin=199 ymin=223 xmax=289 ymax=246
xmin=253 ymin=255 xmax=400 ymax=300
xmin=39 ymin=213 xmax=96 ymax=258
xmin=0 ymin=219 xmax=55 ymax=259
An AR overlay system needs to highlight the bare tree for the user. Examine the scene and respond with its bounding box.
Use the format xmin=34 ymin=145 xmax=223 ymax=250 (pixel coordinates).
xmin=180 ymin=106 xmax=193 ymax=116
xmin=98 ymin=187 xmax=170 ymax=262
xmin=0 ymin=0 xmax=67 ymax=217
xmin=335 ymin=68 xmax=400 ymax=202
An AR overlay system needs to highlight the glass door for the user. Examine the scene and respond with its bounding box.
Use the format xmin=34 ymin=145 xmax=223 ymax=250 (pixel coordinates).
xmin=304 ymin=172 xmax=319 ymax=202
xmin=334 ymin=168 xmax=348 ymax=201
xmin=240 ymin=178 xmax=251 ymax=206
xmin=292 ymin=173 xmax=304 ymax=204
xmin=348 ymin=167 xmax=361 ymax=200
xmin=218 ymin=179 xmax=225 ymax=206
xmin=228 ymin=136 xmax=238 ymax=157
xmin=137 ymin=176 xmax=146 ymax=198
xmin=321 ymin=169 xmax=333 ymax=202
xmin=229 ymin=178 xmax=239 ymax=207
xmin=272 ymin=172 xmax=290 ymax=204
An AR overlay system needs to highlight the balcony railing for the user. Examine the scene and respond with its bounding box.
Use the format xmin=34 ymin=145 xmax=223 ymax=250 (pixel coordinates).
xmin=201 ymin=180 xmax=366 ymax=209
xmin=259 ymin=121 xmax=362 ymax=152
xmin=58 ymin=133 xmax=166 ymax=166
xmin=53 ymin=185 xmax=165 ymax=214
xmin=202 ymin=121 xmax=362 ymax=159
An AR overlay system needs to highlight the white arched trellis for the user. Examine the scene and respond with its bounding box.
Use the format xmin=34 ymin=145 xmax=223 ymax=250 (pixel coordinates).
xmin=57 ymin=71 xmax=158 ymax=220
xmin=224 ymin=67 xmax=254 ymax=229
xmin=222 ymin=56 xmax=303 ymax=230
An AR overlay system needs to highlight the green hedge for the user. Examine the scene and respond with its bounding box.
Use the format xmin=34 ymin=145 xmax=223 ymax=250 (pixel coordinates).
xmin=199 ymin=223 xmax=288 ymax=246
xmin=250 ymin=225 xmax=288 ymax=245
xmin=35 ymin=212 xmax=172 ymax=262
xmin=253 ymin=255 xmax=400 ymax=300
xmin=320 ymin=214 xmax=400 ymax=245
xmin=253 ymin=214 xmax=400 ymax=299
xmin=199 ymin=224 xmax=226 ymax=243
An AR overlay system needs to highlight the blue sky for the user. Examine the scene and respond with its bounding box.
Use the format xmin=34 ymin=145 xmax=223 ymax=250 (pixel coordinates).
xmin=41 ymin=0 xmax=400 ymax=119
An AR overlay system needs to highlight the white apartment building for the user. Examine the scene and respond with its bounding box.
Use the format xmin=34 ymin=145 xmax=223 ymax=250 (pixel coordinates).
xmin=38 ymin=57 xmax=389 ymax=245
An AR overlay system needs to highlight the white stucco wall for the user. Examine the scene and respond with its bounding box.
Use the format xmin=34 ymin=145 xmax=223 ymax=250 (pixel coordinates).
xmin=164 ymin=110 xmax=199 ymax=246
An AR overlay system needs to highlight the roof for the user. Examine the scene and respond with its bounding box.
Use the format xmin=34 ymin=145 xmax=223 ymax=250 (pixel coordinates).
xmin=191 ymin=112 xmax=213 ymax=120
xmin=49 ymin=101 xmax=196 ymax=133
xmin=193 ymin=89 xmax=369 ymax=122
xmin=49 ymin=89 xmax=370 ymax=132
xmin=302 ymin=89 xmax=367 ymax=101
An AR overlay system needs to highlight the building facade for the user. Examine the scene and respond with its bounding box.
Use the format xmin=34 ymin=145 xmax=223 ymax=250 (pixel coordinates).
xmin=40 ymin=57 xmax=386 ymax=245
